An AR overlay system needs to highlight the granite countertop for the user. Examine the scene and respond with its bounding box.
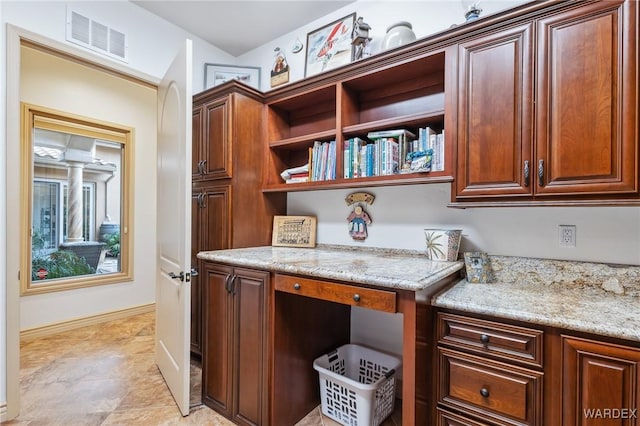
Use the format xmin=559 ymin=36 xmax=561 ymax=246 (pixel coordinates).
xmin=197 ymin=244 xmax=464 ymax=292
xmin=432 ymin=256 xmax=640 ymax=343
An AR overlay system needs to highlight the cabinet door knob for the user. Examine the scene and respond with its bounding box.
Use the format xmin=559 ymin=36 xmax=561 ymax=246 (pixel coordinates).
xmin=480 ymin=334 xmax=490 ymax=345
xmin=353 ymin=294 xmax=361 ymax=302
xmin=480 ymin=388 xmax=490 ymax=398
xmin=523 ymin=160 xmax=530 ymax=187
xmin=293 ymin=283 xmax=301 ymax=290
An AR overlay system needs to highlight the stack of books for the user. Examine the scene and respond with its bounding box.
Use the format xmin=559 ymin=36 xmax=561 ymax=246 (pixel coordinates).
xmin=280 ymin=163 xmax=309 ymax=184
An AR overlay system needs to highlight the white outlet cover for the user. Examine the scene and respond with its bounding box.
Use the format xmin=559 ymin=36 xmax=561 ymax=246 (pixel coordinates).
xmin=559 ymin=225 xmax=576 ymax=247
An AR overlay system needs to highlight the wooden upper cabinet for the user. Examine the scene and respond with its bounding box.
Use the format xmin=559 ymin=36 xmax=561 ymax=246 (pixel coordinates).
xmin=456 ymin=23 xmax=534 ymax=198
xmin=193 ymin=97 xmax=231 ymax=180
xmin=202 ymin=97 xmax=232 ymax=180
xmin=536 ymin=0 xmax=638 ymax=197
xmin=455 ymin=0 xmax=638 ymax=205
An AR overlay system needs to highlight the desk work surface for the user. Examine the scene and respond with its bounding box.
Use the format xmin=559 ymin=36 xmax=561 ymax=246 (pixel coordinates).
xmin=198 ymin=244 xmax=464 ymax=292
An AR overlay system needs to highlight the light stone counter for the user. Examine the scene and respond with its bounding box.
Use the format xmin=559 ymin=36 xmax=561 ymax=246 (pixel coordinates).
xmin=197 ymin=244 xmax=464 ymax=292
xmin=433 ymin=256 xmax=640 ymax=343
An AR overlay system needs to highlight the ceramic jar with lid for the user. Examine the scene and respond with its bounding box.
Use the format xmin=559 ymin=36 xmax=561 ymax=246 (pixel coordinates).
xmin=381 ymin=21 xmax=416 ymax=50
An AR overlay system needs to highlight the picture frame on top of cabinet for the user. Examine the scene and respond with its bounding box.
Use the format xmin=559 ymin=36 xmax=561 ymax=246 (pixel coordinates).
xmin=305 ymin=13 xmax=356 ymax=77
xmin=272 ymin=215 xmax=317 ymax=248
xmin=204 ymin=63 xmax=261 ymax=90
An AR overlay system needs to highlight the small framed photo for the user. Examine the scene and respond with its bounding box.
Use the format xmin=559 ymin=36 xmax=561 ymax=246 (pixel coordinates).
xmin=464 ymin=252 xmax=491 ymax=283
xmin=305 ymin=13 xmax=356 ymax=77
xmin=204 ymin=63 xmax=261 ymax=90
xmin=272 ymin=215 xmax=317 ymax=248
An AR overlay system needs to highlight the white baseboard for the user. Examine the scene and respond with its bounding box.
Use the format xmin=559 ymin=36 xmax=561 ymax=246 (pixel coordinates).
xmin=20 ymin=303 xmax=155 ymax=341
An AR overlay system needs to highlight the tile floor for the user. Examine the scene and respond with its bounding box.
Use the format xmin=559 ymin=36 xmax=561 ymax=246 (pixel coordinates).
xmin=5 ymin=311 xmax=401 ymax=425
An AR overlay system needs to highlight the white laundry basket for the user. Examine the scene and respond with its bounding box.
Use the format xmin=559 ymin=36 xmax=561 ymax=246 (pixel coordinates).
xmin=313 ymin=344 xmax=401 ymax=426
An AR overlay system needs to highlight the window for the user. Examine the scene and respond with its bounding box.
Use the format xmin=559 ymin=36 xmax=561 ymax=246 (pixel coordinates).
xmin=21 ymin=103 xmax=133 ymax=294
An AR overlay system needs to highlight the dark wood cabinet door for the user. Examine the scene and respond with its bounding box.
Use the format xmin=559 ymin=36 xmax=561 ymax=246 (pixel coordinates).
xmin=203 ymin=97 xmax=232 ymax=180
xmin=192 ymin=105 xmax=204 ymax=179
xmin=191 ymin=187 xmax=230 ymax=357
xmin=202 ymin=262 xmax=234 ymax=418
xmin=536 ymin=0 xmax=638 ymax=196
xmin=201 ymin=185 xmax=231 ymax=251
xmin=456 ymin=23 xmax=534 ymax=199
xmin=232 ymin=268 xmax=269 ymax=426
xmin=562 ymin=336 xmax=640 ymax=426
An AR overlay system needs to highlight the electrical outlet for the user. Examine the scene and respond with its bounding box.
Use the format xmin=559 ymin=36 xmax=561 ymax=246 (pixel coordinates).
xmin=559 ymin=225 xmax=576 ymax=247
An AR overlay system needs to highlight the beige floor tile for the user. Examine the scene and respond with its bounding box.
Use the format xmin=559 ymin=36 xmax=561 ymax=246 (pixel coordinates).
xmin=13 ymin=311 xmax=399 ymax=425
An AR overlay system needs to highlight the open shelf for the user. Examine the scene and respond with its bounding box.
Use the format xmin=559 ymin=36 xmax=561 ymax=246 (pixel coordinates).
xmin=263 ymin=50 xmax=451 ymax=191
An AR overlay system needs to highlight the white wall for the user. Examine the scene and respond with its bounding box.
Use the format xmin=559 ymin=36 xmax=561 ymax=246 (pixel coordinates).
xmin=288 ymin=184 xmax=640 ymax=265
xmin=1 ymin=0 xmax=234 ymax=417
xmin=239 ymin=0 xmax=530 ymax=91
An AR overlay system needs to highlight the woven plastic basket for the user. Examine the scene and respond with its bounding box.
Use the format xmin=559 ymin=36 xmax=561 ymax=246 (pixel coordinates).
xmin=313 ymin=344 xmax=401 ymax=426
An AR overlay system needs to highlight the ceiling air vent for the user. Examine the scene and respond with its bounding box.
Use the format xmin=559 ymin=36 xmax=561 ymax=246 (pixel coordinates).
xmin=66 ymin=9 xmax=128 ymax=63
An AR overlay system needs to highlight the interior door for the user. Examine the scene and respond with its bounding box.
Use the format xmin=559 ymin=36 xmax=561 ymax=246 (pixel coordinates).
xmin=155 ymin=39 xmax=193 ymax=417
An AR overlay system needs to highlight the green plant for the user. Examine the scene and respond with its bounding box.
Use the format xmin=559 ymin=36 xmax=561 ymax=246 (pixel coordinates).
xmin=104 ymin=232 xmax=120 ymax=257
xmin=32 ymin=250 xmax=95 ymax=280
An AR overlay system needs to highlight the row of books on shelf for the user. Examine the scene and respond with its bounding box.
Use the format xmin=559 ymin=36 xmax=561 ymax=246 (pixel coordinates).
xmin=279 ymin=140 xmax=337 ymax=184
xmin=278 ymin=127 xmax=445 ymax=184
xmin=344 ymin=127 xmax=445 ymax=179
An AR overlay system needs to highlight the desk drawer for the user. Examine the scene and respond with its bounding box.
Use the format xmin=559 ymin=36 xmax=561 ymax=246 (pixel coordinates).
xmin=437 ymin=312 xmax=543 ymax=368
xmin=274 ymin=274 xmax=396 ymax=313
xmin=438 ymin=348 xmax=543 ymax=426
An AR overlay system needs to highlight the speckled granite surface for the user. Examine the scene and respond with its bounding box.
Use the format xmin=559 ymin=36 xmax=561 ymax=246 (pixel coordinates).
xmin=433 ymin=256 xmax=640 ymax=343
xmin=197 ymin=244 xmax=464 ymax=292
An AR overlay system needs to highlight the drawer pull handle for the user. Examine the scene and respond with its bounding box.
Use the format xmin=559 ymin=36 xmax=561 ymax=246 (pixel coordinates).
xmin=353 ymin=294 xmax=361 ymax=302
xmin=480 ymin=334 xmax=490 ymax=345
xmin=480 ymin=388 xmax=490 ymax=398
xmin=293 ymin=283 xmax=301 ymax=290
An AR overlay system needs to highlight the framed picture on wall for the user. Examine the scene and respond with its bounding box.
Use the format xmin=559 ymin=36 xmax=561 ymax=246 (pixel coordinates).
xmin=272 ymin=215 xmax=317 ymax=248
xmin=204 ymin=63 xmax=261 ymax=90
xmin=305 ymin=13 xmax=356 ymax=77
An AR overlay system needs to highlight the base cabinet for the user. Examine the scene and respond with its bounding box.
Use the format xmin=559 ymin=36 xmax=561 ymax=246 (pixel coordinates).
xmin=436 ymin=309 xmax=640 ymax=426
xmin=562 ymin=336 xmax=640 ymax=426
xmin=202 ymin=261 xmax=269 ymax=426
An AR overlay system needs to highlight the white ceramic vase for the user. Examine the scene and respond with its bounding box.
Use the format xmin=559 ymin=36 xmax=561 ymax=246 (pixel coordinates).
xmin=382 ymin=21 xmax=416 ymax=50
xmin=424 ymin=229 xmax=463 ymax=261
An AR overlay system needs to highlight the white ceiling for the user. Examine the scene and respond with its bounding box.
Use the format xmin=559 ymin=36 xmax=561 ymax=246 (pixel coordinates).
xmin=132 ymin=1 xmax=356 ymax=57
